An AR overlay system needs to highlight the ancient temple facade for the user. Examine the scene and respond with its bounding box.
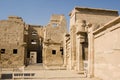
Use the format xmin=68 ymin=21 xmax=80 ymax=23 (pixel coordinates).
xmin=64 ymin=7 xmax=120 ymax=80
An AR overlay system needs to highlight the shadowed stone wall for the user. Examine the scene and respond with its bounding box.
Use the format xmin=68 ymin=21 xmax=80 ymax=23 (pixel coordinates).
xmin=27 ymin=24 xmax=44 ymax=64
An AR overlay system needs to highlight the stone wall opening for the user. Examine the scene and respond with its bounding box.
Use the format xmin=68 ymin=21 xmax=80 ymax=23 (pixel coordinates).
xmin=82 ymin=43 xmax=88 ymax=60
xmin=52 ymin=50 xmax=56 ymax=55
xmin=1 ymin=49 xmax=5 ymax=54
xmin=13 ymin=49 xmax=17 ymax=54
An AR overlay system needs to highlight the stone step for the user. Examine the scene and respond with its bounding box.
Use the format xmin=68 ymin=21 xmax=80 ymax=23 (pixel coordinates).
xmin=1 ymin=69 xmax=102 ymax=80
xmin=24 ymin=70 xmax=86 ymax=78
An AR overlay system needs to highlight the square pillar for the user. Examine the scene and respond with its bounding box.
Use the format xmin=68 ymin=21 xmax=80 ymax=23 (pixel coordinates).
xmin=88 ymin=25 xmax=94 ymax=77
xmin=76 ymin=33 xmax=85 ymax=73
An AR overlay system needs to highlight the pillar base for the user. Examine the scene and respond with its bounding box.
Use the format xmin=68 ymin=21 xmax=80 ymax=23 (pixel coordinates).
xmin=87 ymin=74 xmax=94 ymax=78
xmin=77 ymin=70 xmax=84 ymax=74
xmin=77 ymin=70 xmax=88 ymax=77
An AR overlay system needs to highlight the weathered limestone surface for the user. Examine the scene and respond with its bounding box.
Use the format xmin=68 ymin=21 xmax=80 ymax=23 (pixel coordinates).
xmin=0 ymin=16 xmax=26 ymax=67
xmin=93 ymin=17 xmax=120 ymax=80
xmin=64 ymin=34 xmax=71 ymax=70
xmin=70 ymin=25 xmax=77 ymax=70
xmin=87 ymin=24 xmax=94 ymax=77
xmin=68 ymin=6 xmax=119 ymax=77
xmin=43 ymin=14 xmax=67 ymax=68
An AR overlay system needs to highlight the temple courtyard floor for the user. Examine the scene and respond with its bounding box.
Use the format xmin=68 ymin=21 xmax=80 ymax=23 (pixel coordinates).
xmin=1 ymin=64 xmax=102 ymax=80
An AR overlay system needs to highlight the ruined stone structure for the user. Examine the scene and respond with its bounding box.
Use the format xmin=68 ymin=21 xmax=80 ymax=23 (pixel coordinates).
xmin=0 ymin=14 xmax=67 ymax=69
xmin=0 ymin=16 xmax=27 ymax=68
xmin=43 ymin=14 xmax=67 ymax=69
xmin=0 ymin=7 xmax=120 ymax=80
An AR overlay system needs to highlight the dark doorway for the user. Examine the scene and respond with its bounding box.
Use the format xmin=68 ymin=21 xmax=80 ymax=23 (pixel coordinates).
xmin=37 ymin=47 xmax=42 ymax=63
xmin=82 ymin=33 xmax=88 ymax=60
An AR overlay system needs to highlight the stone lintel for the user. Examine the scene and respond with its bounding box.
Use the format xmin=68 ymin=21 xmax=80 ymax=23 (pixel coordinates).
xmin=75 ymin=6 xmax=118 ymax=13
xmin=76 ymin=31 xmax=86 ymax=35
xmin=44 ymin=42 xmax=61 ymax=45
xmin=69 ymin=6 xmax=118 ymax=17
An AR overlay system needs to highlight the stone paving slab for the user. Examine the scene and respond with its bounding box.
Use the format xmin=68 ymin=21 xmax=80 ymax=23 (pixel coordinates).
xmin=21 ymin=77 xmax=102 ymax=80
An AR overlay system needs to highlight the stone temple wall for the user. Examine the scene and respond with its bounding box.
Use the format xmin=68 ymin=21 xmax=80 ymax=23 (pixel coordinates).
xmin=43 ymin=14 xmax=67 ymax=68
xmin=0 ymin=16 xmax=26 ymax=68
xmin=93 ymin=17 xmax=120 ymax=80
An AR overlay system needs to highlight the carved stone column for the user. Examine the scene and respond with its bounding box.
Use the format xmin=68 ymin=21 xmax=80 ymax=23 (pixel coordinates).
xmin=87 ymin=23 xmax=94 ymax=77
xmin=76 ymin=32 xmax=85 ymax=73
xmin=63 ymin=34 xmax=70 ymax=69
xmin=76 ymin=20 xmax=86 ymax=73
